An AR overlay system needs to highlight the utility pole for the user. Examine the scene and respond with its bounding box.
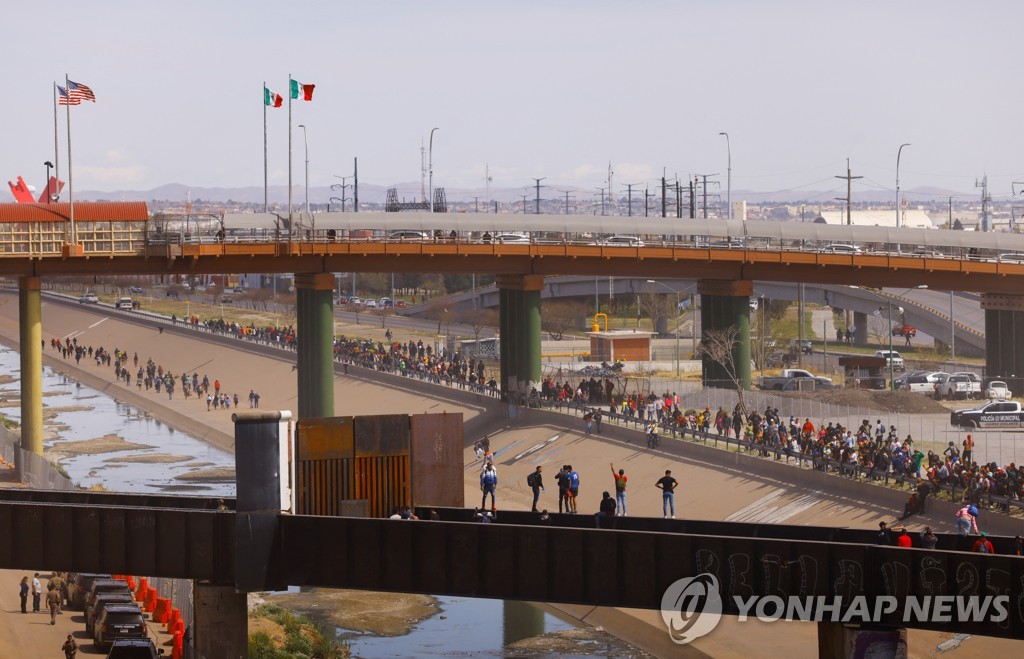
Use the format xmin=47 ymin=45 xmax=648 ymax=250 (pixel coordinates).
xmin=596 ymin=187 xmax=607 ymax=215
xmin=531 ymin=177 xmax=547 ymax=214
xmin=624 ymin=183 xmax=641 ymax=217
xmin=353 ymin=157 xmax=358 ymax=212
xmin=663 ymin=174 xmax=671 ymax=218
xmin=472 ymin=196 xmax=480 ymax=213
xmin=695 ymin=174 xmax=719 ymax=219
xmin=644 ymin=187 xmax=653 ymax=217
xmin=976 ymin=175 xmax=991 ymax=231
xmin=835 ymin=159 xmax=862 ymax=226
xmin=560 ymin=190 xmax=574 ymax=215
xmin=520 ymin=194 xmax=529 ymax=214
xmin=689 ymin=178 xmax=696 ymax=219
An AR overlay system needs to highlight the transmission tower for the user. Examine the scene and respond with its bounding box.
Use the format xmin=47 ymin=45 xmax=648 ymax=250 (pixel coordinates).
xmin=531 ymin=177 xmax=547 ymax=214
xmin=976 ymin=175 xmax=991 ymax=232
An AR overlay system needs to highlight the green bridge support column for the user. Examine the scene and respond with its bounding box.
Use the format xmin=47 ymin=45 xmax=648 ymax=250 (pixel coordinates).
xmin=698 ymin=279 xmax=752 ymax=390
xmin=18 ymin=277 xmax=42 ymax=455
xmin=295 ymin=273 xmax=335 ymax=419
xmin=497 ymin=275 xmax=544 ymax=400
xmin=982 ymin=293 xmax=1024 ymax=395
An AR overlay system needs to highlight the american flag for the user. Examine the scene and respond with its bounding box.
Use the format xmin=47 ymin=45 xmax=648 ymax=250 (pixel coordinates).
xmin=57 ymin=85 xmax=80 ymax=106
xmin=67 ymin=79 xmax=96 ymax=102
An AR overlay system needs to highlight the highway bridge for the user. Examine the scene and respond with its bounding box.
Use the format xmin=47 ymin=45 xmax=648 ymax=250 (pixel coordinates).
xmin=5 ymin=202 xmax=1024 ymax=466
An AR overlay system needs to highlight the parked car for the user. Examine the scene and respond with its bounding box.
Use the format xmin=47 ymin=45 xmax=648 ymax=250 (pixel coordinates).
xmin=128 ymin=286 xmax=144 ymax=294
xmin=985 ymin=380 xmax=1013 ymax=399
xmin=596 ymin=235 xmax=645 ymax=248
xmin=708 ymin=239 xmax=747 ymax=249
xmin=395 ymin=300 xmax=408 ymax=308
xmin=891 ymin=324 xmax=916 ymax=338
xmin=106 ymin=638 xmax=165 ymax=658
xmin=84 ymin=579 xmax=132 ymax=618
xmin=115 ymin=297 xmax=134 ymax=310
xmin=67 ymin=573 xmax=111 ymax=610
xmin=789 ymin=339 xmax=813 ymax=355
xmin=895 ymin=371 xmax=945 ymax=393
xmin=378 ymin=297 xmax=394 ymax=308
xmin=335 ymin=296 xmax=349 ymax=305
xmin=233 ymin=286 xmax=244 ymax=293
xmin=363 ymin=299 xmax=378 ymax=308
xmin=78 ymin=292 xmax=99 ymax=304
xmin=997 ymin=253 xmax=1024 ymax=263
xmin=348 ymin=296 xmax=362 ymax=306
xmin=87 ymin=591 xmax=135 ymax=636
xmin=818 ymin=243 xmax=863 ymax=255
xmin=94 ymin=604 xmax=148 ymax=649
xmin=874 ymin=350 xmax=905 ymax=371
xmin=934 ymin=372 xmax=982 ymax=400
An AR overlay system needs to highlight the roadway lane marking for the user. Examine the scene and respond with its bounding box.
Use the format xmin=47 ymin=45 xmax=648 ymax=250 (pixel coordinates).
xmin=513 ymin=434 xmax=561 ymax=462
xmin=725 ymin=489 xmax=821 ymax=524
xmin=88 ymin=318 xmax=108 ymax=329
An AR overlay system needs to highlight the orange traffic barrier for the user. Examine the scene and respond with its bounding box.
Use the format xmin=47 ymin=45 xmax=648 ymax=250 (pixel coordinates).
xmin=144 ymin=588 xmax=158 ymax=613
xmin=124 ymin=575 xmax=136 ymax=591
xmin=166 ymin=607 xmax=180 ymax=631
xmin=153 ymin=597 xmax=171 ymax=624
xmin=135 ymin=578 xmax=148 ymax=601
xmin=172 ymin=630 xmax=183 ymax=659
xmin=170 ymin=619 xmax=185 ymax=636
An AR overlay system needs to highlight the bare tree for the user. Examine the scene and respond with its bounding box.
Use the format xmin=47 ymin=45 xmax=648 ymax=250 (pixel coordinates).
xmin=460 ymin=308 xmax=499 ymax=359
xmin=698 ymin=326 xmax=748 ymax=414
xmin=541 ymin=300 xmax=589 ymax=340
xmin=637 ymin=287 xmax=672 ymax=335
xmin=867 ymin=311 xmax=888 ymax=347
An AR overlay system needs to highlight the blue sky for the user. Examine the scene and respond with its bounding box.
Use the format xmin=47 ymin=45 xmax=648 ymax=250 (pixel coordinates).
xmin=3 ymin=1 xmax=1022 ymax=199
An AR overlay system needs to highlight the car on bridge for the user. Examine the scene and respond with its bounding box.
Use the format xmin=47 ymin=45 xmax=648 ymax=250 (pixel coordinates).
xmin=997 ymin=253 xmax=1024 ymax=263
xmin=387 ymin=230 xmax=431 ymax=241
xmin=818 ymin=243 xmax=864 ymax=255
xmin=596 ymin=235 xmax=645 ymax=248
xmin=491 ymin=232 xmax=530 ymax=244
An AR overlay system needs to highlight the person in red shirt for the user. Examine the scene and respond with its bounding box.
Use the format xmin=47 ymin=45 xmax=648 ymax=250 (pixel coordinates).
xmin=972 ymin=532 xmax=995 ymax=554
xmin=895 ymin=527 xmax=912 ymax=548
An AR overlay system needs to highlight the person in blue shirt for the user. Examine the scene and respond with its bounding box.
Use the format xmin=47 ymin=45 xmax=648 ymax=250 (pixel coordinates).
xmin=480 ymin=463 xmax=498 ymax=510
xmin=567 ymin=465 xmax=580 ymax=514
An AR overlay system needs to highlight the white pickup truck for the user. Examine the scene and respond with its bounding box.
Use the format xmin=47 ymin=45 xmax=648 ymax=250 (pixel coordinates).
xmin=756 ymin=369 xmax=833 ymax=391
xmin=934 ymin=372 xmax=982 ymax=400
xmin=951 ymin=400 xmax=1023 ymax=429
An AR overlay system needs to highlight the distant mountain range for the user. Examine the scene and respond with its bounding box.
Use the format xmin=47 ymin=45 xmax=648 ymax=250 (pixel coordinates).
xmin=74 ymin=182 xmax=977 ymax=206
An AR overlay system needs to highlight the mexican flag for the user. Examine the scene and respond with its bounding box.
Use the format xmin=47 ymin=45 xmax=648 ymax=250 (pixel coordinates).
xmin=290 ymin=79 xmax=315 ymax=101
xmin=264 ymin=86 xmax=283 ymax=107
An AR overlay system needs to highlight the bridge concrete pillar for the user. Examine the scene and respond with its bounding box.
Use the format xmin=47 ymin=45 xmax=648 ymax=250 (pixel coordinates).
xmin=817 ymin=622 xmax=907 ymax=658
xmin=497 ymin=275 xmax=544 ymax=399
xmin=193 ymin=581 xmax=247 ymax=659
xmin=853 ymin=311 xmax=868 ymax=345
xmin=698 ymin=279 xmax=752 ymax=390
xmin=18 ymin=277 xmax=43 ymax=455
xmin=295 ymin=273 xmax=335 ymax=419
xmin=981 ymin=293 xmax=1024 ymax=394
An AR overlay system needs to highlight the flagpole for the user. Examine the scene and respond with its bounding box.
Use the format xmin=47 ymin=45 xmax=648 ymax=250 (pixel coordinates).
xmin=52 ymin=83 xmax=60 ymax=204
xmin=65 ymin=74 xmax=75 ymax=245
xmin=268 ymin=80 xmax=272 ymax=212
xmin=287 ymin=74 xmax=293 ymax=249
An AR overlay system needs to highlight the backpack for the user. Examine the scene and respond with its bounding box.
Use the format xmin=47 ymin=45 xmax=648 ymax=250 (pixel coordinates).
xmin=527 ymin=472 xmax=539 ymax=488
xmin=979 ymin=541 xmax=990 ymax=554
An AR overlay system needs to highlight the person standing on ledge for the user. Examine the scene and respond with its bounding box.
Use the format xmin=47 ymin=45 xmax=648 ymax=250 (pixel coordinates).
xmin=610 ymin=463 xmax=627 ymax=516
xmin=527 ymin=465 xmax=544 ymax=512
xmin=656 ymin=470 xmax=678 ymax=519
xmin=481 ymin=463 xmax=498 ymax=511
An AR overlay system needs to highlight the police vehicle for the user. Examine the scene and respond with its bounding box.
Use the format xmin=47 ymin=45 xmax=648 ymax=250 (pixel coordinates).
xmin=950 ymin=400 xmax=1024 ymax=429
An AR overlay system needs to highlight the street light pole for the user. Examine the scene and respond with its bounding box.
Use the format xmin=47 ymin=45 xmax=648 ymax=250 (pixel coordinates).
xmin=428 ymin=127 xmax=439 ymax=212
xmin=896 ymin=143 xmax=910 ymax=229
xmin=719 ymin=132 xmax=731 ymax=220
xmin=44 ymin=161 xmax=53 ymax=204
xmin=648 ymin=280 xmax=683 ymax=379
xmin=887 ymin=301 xmax=895 ymax=390
xmin=298 ymin=124 xmax=309 ymax=234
